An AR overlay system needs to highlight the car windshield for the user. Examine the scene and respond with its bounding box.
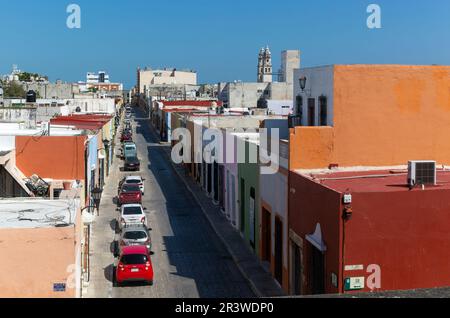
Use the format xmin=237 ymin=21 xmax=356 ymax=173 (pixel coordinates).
xmin=126 ymin=157 xmax=138 ymax=162
xmin=124 ymin=231 xmax=147 ymax=240
xmin=122 ymin=185 xmax=140 ymax=192
xmin=123 ymin=206 xmax=143 ymax=215
xmin=126 ymin=179 xmax=141 ymax=184
xmin=121 ymin=254 xmax=148 ymax=265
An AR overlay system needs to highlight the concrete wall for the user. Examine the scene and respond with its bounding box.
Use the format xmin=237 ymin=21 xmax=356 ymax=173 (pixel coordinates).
xmin=281 ymin=50 xmax=301 ymax=84
xmin=23 ymin=83 xmax=77 ymax=99
xmin=0 ymin=107 xmax=37 ymax=128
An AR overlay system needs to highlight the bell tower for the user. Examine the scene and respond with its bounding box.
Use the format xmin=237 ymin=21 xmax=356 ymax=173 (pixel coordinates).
xmin=257 ymin=46 xmax=273 ymax=83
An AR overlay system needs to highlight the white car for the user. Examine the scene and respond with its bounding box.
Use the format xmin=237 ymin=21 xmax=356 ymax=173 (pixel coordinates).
xmin=117 ymin=204 xmax=147 ymax=231
xmin=119 ymin=176 xmax=145 ymax=195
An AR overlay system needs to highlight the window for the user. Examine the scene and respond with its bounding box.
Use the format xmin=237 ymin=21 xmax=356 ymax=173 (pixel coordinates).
xmin=120 ymin=254 xmax=148 ymax=265
xmin=123 ymin=206 xmax=143 ymax=215
xmin=295 ymin=95 xmax=303 ymax=119
xmin=308 ymin=98 xmax=316 ymax=126
xmin=319 ymin=95 xmax=328 ymax=126
xmin=124 ymin=231 xmax=148 ymax=240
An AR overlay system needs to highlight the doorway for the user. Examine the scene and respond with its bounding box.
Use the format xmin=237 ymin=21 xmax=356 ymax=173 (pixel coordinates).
xmin=274 ymin=217 xmax=283 ymax=284
xmin=291 ymin=242 xmax=302 ymax=295
xmin=261 ymin=208 xmax=271 ymax=263
xmin=310 ymin=245 xmax=325 ymax=294
xmin=240 ymin=178 xmax=245 ymax=234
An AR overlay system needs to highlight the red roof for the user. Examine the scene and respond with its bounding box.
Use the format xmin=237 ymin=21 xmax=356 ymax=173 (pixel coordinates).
xmin=161 ymin=100 xmax=223 ymax=107
xmin=303 ymin=169 xmax=450 ymax=193
xmin=162 ymin=108 xmax=209 ymax=113
xmin=50 ymin=115 xmax=113 ymax=130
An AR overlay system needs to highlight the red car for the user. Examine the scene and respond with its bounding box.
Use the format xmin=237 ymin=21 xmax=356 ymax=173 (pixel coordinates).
xmin=121 ymin=131 xmax=133 ymax=143
xmin=118 ymin=184 xmax=142 ymax=205
xmin=115 ymin=245 xmax=154 ymax=286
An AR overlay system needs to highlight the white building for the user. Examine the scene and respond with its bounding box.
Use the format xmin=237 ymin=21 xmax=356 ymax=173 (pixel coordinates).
xmin=86 ymin=71 xmax=110 ymax=84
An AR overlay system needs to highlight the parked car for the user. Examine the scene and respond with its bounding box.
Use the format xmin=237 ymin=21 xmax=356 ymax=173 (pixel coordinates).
xmin=119 ymin=176 xmax=145 ymax=195
xmin=121 ymin=131 xmax=132 ymax=143
xmin=122 ymin=142 xmax=137 ymax=159
xmin=115 ymin=245 xmax=153 ymax=287
xmin=124 ymin=156 xmax=140 ymax=171
xmin=117 ymin=204 xmax=147 ymax=231
xmin=118 ymin=184 xmax=142 ymax=206
xmin=115 ymin=224 xmax=151 ymax=256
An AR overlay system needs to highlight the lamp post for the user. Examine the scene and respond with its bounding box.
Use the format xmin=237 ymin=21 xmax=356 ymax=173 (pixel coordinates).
xmin=92 ymin=187 xmax=103 ymax=216
xmin=299 ymin=76 xmax=311 ymax=97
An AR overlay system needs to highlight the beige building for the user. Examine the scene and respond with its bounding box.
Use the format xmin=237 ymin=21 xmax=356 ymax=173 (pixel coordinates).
xmin=0 ymin=199 xmax=82 ymax=298
xmin=138 ymin=67 xmax=197 ymax=94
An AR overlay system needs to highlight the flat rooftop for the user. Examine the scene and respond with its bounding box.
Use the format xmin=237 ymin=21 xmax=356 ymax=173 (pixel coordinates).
xmin=0 ymin=199 xmax=78 ymax=229
xmin=0 ymin=123 xmax=84 ymax=136
xmin=298 ymin=167 xmax=450 ymax=193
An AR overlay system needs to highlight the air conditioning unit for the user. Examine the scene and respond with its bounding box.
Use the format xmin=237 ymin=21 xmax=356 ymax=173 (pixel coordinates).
xmin=407 ymin=160 xmax=436 ymax=187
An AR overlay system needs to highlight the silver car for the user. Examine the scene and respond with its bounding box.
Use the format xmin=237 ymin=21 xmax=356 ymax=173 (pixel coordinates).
xmin=117 ymin=204 xmax=146 ymax=231
xmin=115 ymin=224 xmax=151 ymax=256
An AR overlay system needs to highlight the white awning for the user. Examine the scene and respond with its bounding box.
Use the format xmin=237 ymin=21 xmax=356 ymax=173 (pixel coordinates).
xmin=306 ymin=223 xmax=327 ymax=252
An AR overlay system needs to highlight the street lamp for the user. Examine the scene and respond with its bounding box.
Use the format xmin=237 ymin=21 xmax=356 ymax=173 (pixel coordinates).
xmin=299 ymin=76 xmax=307 ymax=92
xmin=92 ymin=187 xmax=103 ymax=215
xmin=299 ymin=76 xmax=311 ymax=96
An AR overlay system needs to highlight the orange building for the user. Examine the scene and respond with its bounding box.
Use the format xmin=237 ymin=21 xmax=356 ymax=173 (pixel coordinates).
xmin=288 ymin=64 xmax=450 ymax=295
xmin=290 ymin=65 xmax=450 ymax=170
xmin=15 ymin=136 xmax=87 ymax=181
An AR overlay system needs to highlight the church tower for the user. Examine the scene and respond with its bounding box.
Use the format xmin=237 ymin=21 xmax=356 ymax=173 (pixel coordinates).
xmin=257 ymin=46 xmax=273 ymax=83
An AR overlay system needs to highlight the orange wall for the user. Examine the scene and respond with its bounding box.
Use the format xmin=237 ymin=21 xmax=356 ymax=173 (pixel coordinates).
xmin=290 ymin=65 xmax=450 ymax=169
xmin=0 ymin=226 xmax=79 ymax=298
xmin=15 ymin=136 xmax=86 ymax=180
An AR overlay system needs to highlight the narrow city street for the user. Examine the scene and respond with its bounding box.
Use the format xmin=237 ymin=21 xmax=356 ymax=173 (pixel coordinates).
xmin=85 ymin=108 xmax=255 ymax=298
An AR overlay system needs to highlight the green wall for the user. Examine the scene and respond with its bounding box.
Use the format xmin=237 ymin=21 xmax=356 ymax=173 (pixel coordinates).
xmin=237 ymin=140 xmax=260 ymax=256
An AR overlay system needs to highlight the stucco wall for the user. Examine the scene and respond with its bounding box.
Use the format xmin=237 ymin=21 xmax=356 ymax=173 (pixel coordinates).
xmin=0 ymin=226 xmax=79 ymax=298
xmin=344 ymin=189 xmax=450 ymax=293
xmin=290 ymin=65 xmax=450 ymax=169
xmin=15 ymin=136 xmax=87 ymax=180
xmin=288 ymin=172 xmax=342 ymax=295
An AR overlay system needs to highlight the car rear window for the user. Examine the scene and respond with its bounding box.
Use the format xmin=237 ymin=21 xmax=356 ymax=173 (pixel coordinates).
xmin=124 ymin=231 xmax=147 ymax=240
xmin=126 ymin=179 xmax=141 ymax=184
xmin=123 ymin=206 xmax=143 ymax=215
xmin=121 ymin=254 xmax=148 ymax=265
xmin=122 ymin=184 xmax=140 ymax=192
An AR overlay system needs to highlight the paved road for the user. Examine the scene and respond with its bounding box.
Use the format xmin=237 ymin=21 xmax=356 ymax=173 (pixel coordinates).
xmin=85 ymin=109 xmax=255 ymax=298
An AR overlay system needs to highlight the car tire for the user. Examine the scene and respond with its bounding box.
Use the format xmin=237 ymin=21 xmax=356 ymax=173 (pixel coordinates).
xmin=112 ymin=269 xmax=119 ymax=287
xmin=148 ymin=280 xmax=154 ymax=286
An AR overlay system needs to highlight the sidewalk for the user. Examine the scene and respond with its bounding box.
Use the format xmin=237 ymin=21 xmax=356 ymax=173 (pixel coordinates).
xmin=147 ymin=121 xmax=286 ymax=298
xmin=83 ymin=122 xmax=124 ymax=298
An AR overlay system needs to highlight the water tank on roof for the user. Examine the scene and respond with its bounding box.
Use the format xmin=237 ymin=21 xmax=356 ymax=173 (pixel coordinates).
xmin=26 ymin=90 xmax=37 ymax=103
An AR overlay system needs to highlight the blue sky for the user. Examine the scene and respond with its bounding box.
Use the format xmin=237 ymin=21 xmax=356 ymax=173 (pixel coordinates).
xmin=0 ymin=0 xmax=449 ymax=89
